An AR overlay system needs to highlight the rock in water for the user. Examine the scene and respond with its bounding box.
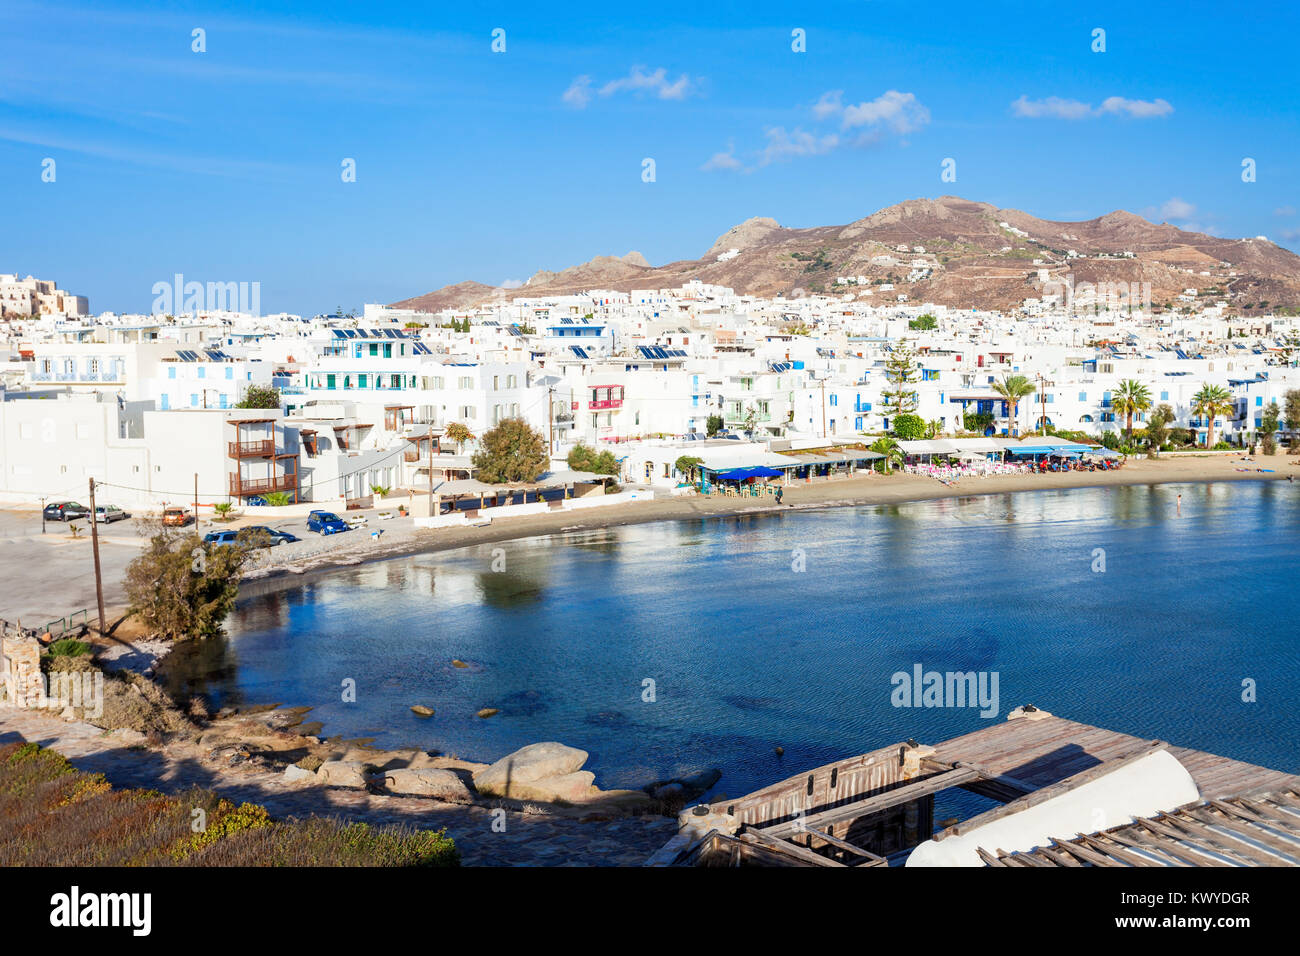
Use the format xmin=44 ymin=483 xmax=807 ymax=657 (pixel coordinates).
xmin=476 ymin=707 xmax=499 ymax=718
xmin=410 ymin=705 xmax=434 ymax=717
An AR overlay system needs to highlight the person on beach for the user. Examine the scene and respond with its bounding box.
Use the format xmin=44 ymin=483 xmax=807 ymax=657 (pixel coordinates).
xmin=775 ymin=486 xmax=784 ymax=506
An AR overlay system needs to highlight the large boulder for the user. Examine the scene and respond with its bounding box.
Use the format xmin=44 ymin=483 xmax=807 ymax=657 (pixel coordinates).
xmin=315 ymin=760 xmax=370 ymax=788
xmin=472 ymin=742 xmax=589 ymax=797
xmin=380 ymin=768 xmax=474 ymax=802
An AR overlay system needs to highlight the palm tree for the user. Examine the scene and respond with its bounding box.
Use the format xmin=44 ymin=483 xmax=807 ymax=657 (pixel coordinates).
xmin=869 ymin=437 xmax=903 ymax=474
xmin=1114 ymin=379 xmax=1152 ymax=443
xmin=991 ymin=374 xmax=1036 ymax=437
xmin=444 ymin=422 xmax=474 ymax=455
xmin=1192 ymin=384 xmax=1234 ymax=448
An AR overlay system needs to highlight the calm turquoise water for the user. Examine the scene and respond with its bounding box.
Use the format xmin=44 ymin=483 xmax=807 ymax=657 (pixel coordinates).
xmin=172 ymin=481 xmax=1300 ymax=799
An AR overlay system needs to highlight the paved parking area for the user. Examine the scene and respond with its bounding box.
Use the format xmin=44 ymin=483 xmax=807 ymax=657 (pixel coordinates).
xmin=0 ymin=505 xmax=415 ymax=628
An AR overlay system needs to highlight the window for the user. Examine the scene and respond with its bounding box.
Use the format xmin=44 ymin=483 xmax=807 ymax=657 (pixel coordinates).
xmin=458 ymin=376 xmax=474 ymax=389
xmin=326 ymin=374 xmax=336 ymax=389
xmin=1078 ymin=392 xmax=1086 ymax=401
xmin=493 ymin=376 xmax=499 ymax=390
xmin=1160 ymin=391 xmax=1169 ymax=401
xmin=358 ymin=374 xmax=368 ymax=389
xmin=197 ymin=366 xmax=205 ymax=379
xmin=226 ymin=367 xmax=234 ymax=380
xmin=89 ymin=358 xmax=99 ymax=376
xmin=1256 ymin=396 xmax=1263 ymax=406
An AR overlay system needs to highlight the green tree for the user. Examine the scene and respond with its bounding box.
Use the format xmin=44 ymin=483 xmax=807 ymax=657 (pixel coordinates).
xmin=869 ymin=436 xmax=903 ymax=474
xmin=1191 ymin=384 xmax=1234 ymax=448
xmin=1114 ymin=379 xmax=1153 ymax=443
xmin=908 ymin=314 xmax=937 ymax=331
xmin=1145 ymin=404 xmax=1175 ymax=458
xmin=891 ymin=413 xmax=926 ymax=440
xmin=1260 ymin=400 xmax=1280 ymax=455
xmin=263 ymin=491 xmax=292 ymax=506
xmin=1285 ymin=389 xmax=1300 ymax=454
xmin=471 ymin=418 xmax=548 ymax=483
xmin=124 ymin=524 xmax=254 ymax=640
xmin=991 ymin=374 xmax=1036 ymax=437
xmin=567 ymin=443 xmax=619 ymax=475
xmin=706 ymin=414 xmax=724 ymax=437
xmin=674 ymin=455 xmax=703 ymax=483
xmin=235 ymin=385 xmax=281 ymax=409
xmin=881 ymin=343 xmax=920 ymax=417
xmin=963 ymin=411 xmax=995 ymax=434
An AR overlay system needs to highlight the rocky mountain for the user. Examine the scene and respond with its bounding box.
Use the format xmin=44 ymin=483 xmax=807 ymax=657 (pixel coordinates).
xmin=390 ymin=196 xmax=1300 ymax=314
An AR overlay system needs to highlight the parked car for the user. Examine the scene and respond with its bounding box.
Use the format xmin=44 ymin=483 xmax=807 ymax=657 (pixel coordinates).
xmin=162 ymin=507 xmax=193 ymax=527
xmin=44 ymin=501 xmax=91 ymax=522
xmin=241 ymin=525 xmax=300 ymax=545
xmin=307 ymin=510 xmax=349 ymax=535
xmin=202 ymin=530 xmax=240 ymax=547
xmin=94 ymin=505 xmax=130 ymax=523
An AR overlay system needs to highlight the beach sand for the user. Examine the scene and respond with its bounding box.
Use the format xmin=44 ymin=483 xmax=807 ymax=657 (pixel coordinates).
xmin=236 ymin=452 xmax=1297 ymax=593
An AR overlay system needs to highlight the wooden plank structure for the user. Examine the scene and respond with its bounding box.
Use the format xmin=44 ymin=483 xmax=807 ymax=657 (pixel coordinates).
xmin=666 ymin=712 xmax=1300 ymax=868
xmin=987 ymin=785 xmax=1300 ymax=867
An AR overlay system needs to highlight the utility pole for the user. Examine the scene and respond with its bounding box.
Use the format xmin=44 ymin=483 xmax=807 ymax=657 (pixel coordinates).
xmin=193 ymin=473 xmax=198 ymax=525
xmin=820 ymin=380 xmax=827 ymax=438
xmin=547 ymin=385 xmax=555 ymax=456
xmin=427 ymin=422 xmax=434 ymax=516
xmin=40 ymin=496 xmax=47 ymax=534
xmin=88 ymin=478 xmax=106 ymax=635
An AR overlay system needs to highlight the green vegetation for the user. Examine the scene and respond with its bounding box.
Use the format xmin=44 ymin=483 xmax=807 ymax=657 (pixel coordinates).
xmin=963 ymin=411 xmax=994 ymax=434
xmin=1113 ymin=379 xmax=1152 ymax=443
xmin=869 ymin=436 xmax=903 ymax=474
xmin=791 ymin=247 xmax=833 ymax=273
xmin=46 ymin=639 xmax=92 ymax=658
xmin=234 ymin=385 xmax=281 ymax=409
xmin=890 ymin=413 xmax=926 ymax=440
xmin=1192 ymin=384 xmax=1234 ymax=448
xmin=442 ymin=317 xmax=471 ymax=333
xmin=991 ymin=374 xmax=1036 ymax=437
xmin=212 ymin=501 xmax=234 ymax=521
xmin=369 ymin=484 xmax=392 ymax=498
xmin=0 ymin=742 xmax=458 ymax=867
xmin=262 ymin=491 xmax=292 ymax=506
xmin=567 ymin=443 xmax=620 ymax=475
xmin=1145 ymin=404 xmax=1176 ymax=457
xmin=1260 ymin=400 xmax=1280 ymax=455
xmin=1287 ymin=390 xmax=1300 ymax=454
xmin=674 ymin=455 xmax=703 ymax=483
xmin=471 ymin=419 xmax=548 ymax=483
xmin=706 ymin=414 xmax=724 ymax=437
xmin=124 ymin=523 xmax=255 ymax=640
xmin=908 ymin=314 xmax=937 ymax=331
xmin=881 ymin=343 xmax=920 ymax=418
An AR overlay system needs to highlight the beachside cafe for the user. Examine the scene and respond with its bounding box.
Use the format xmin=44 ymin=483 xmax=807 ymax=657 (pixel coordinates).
xmin=1003 ymin=436 xmax=1097 ymax=462
xmin=430 ymin=469 xmax=612 ymax=517
xmin=898 ymin=438 xmax=1005 ymax=465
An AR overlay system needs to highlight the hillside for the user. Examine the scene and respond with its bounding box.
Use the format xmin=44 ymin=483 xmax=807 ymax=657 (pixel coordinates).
xmin=390 ymin=196 xmax=1300 ymax=314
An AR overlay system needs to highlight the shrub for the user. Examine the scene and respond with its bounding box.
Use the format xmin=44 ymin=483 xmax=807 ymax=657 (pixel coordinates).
xmin=891 ymin=413 xmax=926 ymax=440
xmin=46 ymin=639 xmax=91 ymax=658
xmin=471 ymin=418 xmax=548 ymax=484
xmin=124 ymin=525 xmax=255 ymax=640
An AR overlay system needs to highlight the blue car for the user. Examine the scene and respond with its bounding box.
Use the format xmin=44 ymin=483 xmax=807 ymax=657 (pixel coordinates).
xmin=307 ymin=510 xmax=349 ymax=535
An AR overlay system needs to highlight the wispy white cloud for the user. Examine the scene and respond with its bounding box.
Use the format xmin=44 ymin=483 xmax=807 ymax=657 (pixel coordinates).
xmin=1274 ymin=205 xmax=1296 ymax=217
xmin=1159 ymin=197 xmax=1196 ymax=220
xmin=757 ymin=127 xmax=841 ymax=167
xmin=1012 ymin=94 xmax=1173 ymax=119
xmin=705 ymin=88 xmax=926 ymax=173
xmin=563 ymin=66 xmax=696 ymax=108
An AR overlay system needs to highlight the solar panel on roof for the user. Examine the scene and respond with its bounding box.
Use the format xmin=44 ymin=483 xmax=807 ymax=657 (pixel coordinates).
xmin=332 ymin=329 xmax=347 ymax=338
xmin=570 ymin=346 xmax=589 ymax=359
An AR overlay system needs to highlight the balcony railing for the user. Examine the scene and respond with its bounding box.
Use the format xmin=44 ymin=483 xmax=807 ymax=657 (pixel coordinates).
xmin=404 ymin=449 xmax=422 ymax=462
xmin=228 ymin=439 xmax=275 ymax=458
xmin=229 ymin=473 xmax=298 ymax=496
xmin=589 ymin=399 xmax=623 ymax=410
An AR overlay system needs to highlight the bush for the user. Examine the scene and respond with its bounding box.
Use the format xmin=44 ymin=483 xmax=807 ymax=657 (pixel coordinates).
xmin=891 ymin=413 xmax=926 ymax=440
xmin=124 ymin=525 xmax=255 ymax=640
xmin=567 ymin=443 xmax=620 ymax=476
xmin=46 ymin=639 xmax=91 ymax=658
xmin=471 ymin=418 xmax=548 ymax=484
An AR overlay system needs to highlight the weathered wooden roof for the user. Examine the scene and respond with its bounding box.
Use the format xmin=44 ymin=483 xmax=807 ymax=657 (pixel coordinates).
xmin=984 ymin=787 xmax=1300 ymax=867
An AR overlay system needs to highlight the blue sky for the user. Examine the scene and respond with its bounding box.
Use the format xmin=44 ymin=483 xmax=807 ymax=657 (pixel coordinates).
xmin=2 ymin=0 xmax=1297 ymax=316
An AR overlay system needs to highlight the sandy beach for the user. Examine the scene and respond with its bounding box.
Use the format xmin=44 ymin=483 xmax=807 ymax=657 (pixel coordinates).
xmin=235 ymin=452 xmax=1297 ymax=595
xmin=1 ymin=452 xmax=1292 ymax=627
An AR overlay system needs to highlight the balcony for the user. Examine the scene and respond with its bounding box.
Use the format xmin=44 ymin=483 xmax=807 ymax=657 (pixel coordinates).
xmin=229 ymin=473 xmax=298 ymax=497
xmin=228 ymin=439 xmax=275 ymax=458
xmin=589 ymin=398 xmax=623 ymax=411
